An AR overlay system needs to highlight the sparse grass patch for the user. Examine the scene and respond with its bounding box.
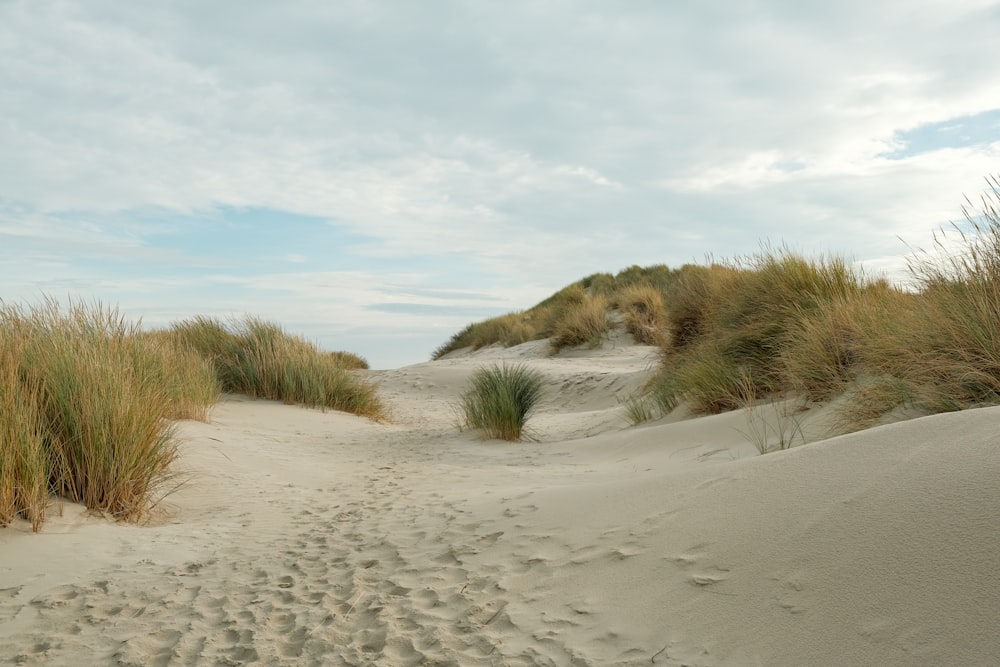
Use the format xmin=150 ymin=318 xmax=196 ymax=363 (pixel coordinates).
xmin=459 ymin=363 xmax=545 ymax=441
xmin=622 ymin=394 xmax=659 ymax=425
xmin=736 ymin=376 xmax=806 ymax=455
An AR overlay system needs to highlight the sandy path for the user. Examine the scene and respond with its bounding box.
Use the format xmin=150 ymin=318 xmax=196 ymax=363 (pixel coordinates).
xmin=1 ymin=337 xmax=998 ymax=666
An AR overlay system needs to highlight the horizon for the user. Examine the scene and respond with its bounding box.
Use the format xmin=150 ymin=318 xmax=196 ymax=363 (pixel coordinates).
xmin=3 ymin=2 xmax=999 ymax=369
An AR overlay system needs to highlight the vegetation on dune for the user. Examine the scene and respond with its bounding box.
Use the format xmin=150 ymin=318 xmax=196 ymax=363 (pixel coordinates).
xmin=1 ymin=300 xmax=191 ymax=528
xmin=549 ymin=294 xmax=612 ymax=351
xmin=0 ymin=303 xmax=381 ymax=531
xmin=329 ymin=350 xmax=371 ymax=370
xmin=431 ymin=265 xmax=682 ymax=359
xmin=614 ymin=283 xmax=669 ymax=346
xmin=439 ymin=175 xmax=1000 ymax=443
xmin=169 ymin=315 xmax=385 ymax=419
xmin=459 ymin=363 xmax=545 ymax=441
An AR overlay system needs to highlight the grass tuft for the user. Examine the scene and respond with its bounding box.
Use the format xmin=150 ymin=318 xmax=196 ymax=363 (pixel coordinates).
xmin=170 ymin=315 xmax=385 ymax=420
xmin=736 ymin=376 xmax=806 ymax=454
xmin=459 ymin=363 xmax=545 ymax=441
xmin=5 ymin=299 xmax=182 ymax=524
xmin=0 ymin=302 xmax=381 ymax=531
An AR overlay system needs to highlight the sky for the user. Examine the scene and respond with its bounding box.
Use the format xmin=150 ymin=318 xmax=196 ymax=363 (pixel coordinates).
xmin=2 ymin=1 xmax=999 ymax=369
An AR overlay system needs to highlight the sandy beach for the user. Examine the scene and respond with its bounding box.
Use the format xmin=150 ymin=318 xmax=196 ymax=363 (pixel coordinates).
xmin=1 ymin=332 xmax=998 ymax=666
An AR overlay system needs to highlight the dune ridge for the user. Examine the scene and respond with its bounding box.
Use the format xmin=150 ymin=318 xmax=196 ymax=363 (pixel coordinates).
xmin=1 ymin=332 xmax=997 ymax=666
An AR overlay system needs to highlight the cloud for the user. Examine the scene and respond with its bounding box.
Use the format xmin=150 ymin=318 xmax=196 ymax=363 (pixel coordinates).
xmin=2 ymin=0 xmax=999 ymax=366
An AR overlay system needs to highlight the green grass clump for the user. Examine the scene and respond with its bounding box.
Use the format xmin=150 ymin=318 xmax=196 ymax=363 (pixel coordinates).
xmin=649 ymin=342 xmax=750 ymax=414
xmin=459 ymin=363 xmax=545 ymax=441
xmin=1 ymin=300 xmax=186 ymax=525
xmin=1 ymin=300 xmax=381 ymax=532
xmin=437 ymin=174 xmax=1000 ymax=435
xmin=170 ymin=315 xmax=385 ymax=420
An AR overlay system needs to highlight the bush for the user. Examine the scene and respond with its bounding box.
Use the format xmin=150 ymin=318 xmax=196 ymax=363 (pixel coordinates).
xmin=459 ymin=363 xmax=545 ymax=441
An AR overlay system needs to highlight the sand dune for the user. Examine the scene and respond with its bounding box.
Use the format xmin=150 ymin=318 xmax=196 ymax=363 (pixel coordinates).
xmin=1 ymin=334 xmax=998 ymax=666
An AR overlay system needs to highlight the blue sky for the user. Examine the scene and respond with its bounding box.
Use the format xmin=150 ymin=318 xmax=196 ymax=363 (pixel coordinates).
xmin=2 ymin=1 xmax=999 ymax=368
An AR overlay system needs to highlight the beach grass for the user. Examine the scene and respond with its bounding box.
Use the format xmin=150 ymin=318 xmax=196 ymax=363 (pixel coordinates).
xmin=0 ymin=303 xmax=382 ymax=531
xmin=431 ymin=265 xmax=680 ymax=359
xmin=549 ymin=294 xmax=612 ymax=351
xmin=1 ymin=300 xmax=183 ymax=526
xmin=0 ymin=316 xmax=49 ymax=531
xmin=437 ymin=173 xmax=1000 ymax=436
xmin=459 ymin=363 xmax=545 ymax=441
xmin=170 ymin=315 xmax=385 ymax=420
xmin=329 ymin=351 xmax=371 ymax=370
xmin=615 ymin=283 xmax=669 ymax=346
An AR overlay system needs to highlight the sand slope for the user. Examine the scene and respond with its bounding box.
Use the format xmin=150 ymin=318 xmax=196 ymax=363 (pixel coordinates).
xmin=1 ymin=335 xmax=997 ymax=666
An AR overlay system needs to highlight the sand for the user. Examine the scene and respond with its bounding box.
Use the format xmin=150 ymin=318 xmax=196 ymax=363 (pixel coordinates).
xmin=1 ymin=331 xmax=998 ymax=666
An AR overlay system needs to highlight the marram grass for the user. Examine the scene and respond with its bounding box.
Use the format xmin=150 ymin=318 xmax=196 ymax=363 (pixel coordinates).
xmin=169 ymin=315 xmax=385 ymax=420
xmin=459 ymin=363 xmax=545 ymax=441
xmin=1 ymin=301 xmax=382 ymax=532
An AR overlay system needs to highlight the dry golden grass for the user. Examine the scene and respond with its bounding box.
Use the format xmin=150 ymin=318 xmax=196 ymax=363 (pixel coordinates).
xmin=1 ymin=300 xmax=182 ymax=526
xmin=432 ymin=312 xmax=540 ymax=359
xmin=1 ymin=302 xmax=382 ymax=531
xmin=615 ymin=283 xmax=668 ymax=346
xmin=0 ymin=317 xmax=48 ymax=531
xmin=549 ymin=295 xmax=611 ymax=351
xmin=329 ymin=351 xmax=370 ymax=370
xmin=438 ymin=178 xmax=1000 ymax=434
xmin=171 ymin=315 xmax=386 ymax=420
xmin=779 ymin=284 xmax=906 ymax=402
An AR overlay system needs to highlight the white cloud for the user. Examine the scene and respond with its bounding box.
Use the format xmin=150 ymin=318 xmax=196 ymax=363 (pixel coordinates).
xmin=2 ymin=0 xmax=999 ymax=366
